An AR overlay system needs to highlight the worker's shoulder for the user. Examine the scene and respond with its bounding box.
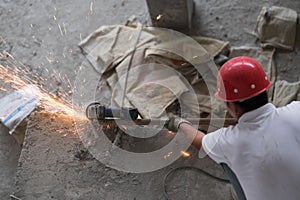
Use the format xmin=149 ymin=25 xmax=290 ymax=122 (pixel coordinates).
xmin=277 ymin=101 xmax=300 ymax=113
xmin=276 ymin=101 xmax=300 ymax=125
xmin=289 ymin=100 xmax=300 ymax=107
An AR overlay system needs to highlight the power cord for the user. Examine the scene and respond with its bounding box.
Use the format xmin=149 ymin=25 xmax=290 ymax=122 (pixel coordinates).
xmin=163 ymin=166 xmax=230 ymax=200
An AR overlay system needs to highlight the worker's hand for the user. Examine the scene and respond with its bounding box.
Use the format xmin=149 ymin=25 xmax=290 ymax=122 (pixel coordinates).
xmin=164 ymin=113 xmax=192 ymax=132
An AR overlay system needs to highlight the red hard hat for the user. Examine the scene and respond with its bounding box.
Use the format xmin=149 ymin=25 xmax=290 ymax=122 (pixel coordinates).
xmin=215 ymin=56 xmax=272 ymax=102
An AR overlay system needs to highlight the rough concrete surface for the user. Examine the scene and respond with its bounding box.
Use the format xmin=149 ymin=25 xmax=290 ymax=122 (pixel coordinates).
xmin=0 ymin=0 xmax=300 ymax=200
xmin=0 ymin=125 xmax=21 ymax=199
xmin=13 ymin=112 xmax=231 ymax=200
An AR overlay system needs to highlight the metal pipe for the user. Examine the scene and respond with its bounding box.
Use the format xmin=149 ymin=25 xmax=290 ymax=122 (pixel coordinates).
xmin=96 ymin=118 xmax=236 ymax=126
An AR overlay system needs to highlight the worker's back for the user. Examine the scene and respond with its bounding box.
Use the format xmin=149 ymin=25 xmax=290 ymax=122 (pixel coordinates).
xmin=202 ymin=101 xmax=300 ymax=200
xmin=227 ymin=101 xmax=300 ymax=200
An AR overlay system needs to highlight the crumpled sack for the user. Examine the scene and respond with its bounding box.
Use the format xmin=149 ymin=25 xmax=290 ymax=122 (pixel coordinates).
xmin=255 ymin=6 xmax=298 ymax=50
xmin=79 ymin=25 xmax=156 ymax=75
xmin=110 ymin=63 xmax=190 ymax=118
xmin=273 ymin=80 xmax=300 ymax=107
xmin=80 ymin=24 xmax=229 ymax=119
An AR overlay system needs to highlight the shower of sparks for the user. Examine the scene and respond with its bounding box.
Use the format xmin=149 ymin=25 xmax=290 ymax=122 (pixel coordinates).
xmin=0 ymin=52 xmax=88 ymax=122
xmin=86 ymin=1 xmax=94 ymax=22
xmin=156 ymin=14 xmax=163 ymax=20
xmin=128 ymin=35 xmax=133 ymax=41
xmin=80 ymin=33 xmax=82 ymax=42
xmin=164 ymin=151 xmax=173 ymax=159
xmin=63 ymin=22 xmax=67 ymax=35
xmin=167 ymin=130 xmax=174 ymax=135
xmin=90 ymin=2 xmax=93 ymax=14
xmin=58 ymin=24 xmax=64 ymax=36
xmin=46 ymin=56 xmax=55 ymax=64
xmin=180 ymin=151 xmax=190 ymax=157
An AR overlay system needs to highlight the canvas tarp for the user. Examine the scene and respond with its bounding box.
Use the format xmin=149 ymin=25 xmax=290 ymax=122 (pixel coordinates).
xmin=79 ymin=24 xmax=229 ymax=119
xmin=255 ymin=6 xmax=298 ymax=51
xmin=79 ymin=23 xmax=300 ymax=124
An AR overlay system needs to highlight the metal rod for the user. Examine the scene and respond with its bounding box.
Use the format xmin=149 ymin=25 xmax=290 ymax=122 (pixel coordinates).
xmin=10 ymin=195 xmax=22 ymax=200
xmin=97 ymin=118 xmax=236 ymax=126
xmin=116 ymin=26 xmax=143 ymax=147
xmin=120 ymin=26 xmax=143 ymax=108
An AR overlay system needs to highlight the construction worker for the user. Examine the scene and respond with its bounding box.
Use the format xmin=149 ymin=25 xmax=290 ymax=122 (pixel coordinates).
xmin=166 ymin=56 xmax=300 ymax=200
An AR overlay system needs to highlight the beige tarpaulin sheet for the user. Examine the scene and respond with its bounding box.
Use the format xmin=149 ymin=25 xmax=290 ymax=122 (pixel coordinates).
xmin=108 ymin=62 xmax=190 ymax=118
xmin=255 ymin=6 xmax=298 ymax=51
xmin=79 ymin=25 xmax=156 ymax=75
xmin=273 ymin=80 xmax=300 ymax=107
xmin=79 ymin=24 xmax=229 ymax=119
xmin=79 ymin=23 xmax=299 ymax=122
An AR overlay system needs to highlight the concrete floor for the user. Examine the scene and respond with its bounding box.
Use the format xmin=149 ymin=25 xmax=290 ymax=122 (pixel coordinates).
xmin=0 ymin=0 xmax=300 ymax=199
xmin=12 ymin=112 xmax=232 ymax=200
xmin=0 ymin=125 xmax=21 ymax=199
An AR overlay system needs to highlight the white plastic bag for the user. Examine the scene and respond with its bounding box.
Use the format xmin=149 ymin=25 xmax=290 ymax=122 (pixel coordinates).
xmin=0 ymin=85 xmax=42 ymax=134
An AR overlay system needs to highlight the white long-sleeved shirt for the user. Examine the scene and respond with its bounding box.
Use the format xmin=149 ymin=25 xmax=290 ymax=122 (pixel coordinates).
xmin=202 ymin=102 xmax=300 ymax=200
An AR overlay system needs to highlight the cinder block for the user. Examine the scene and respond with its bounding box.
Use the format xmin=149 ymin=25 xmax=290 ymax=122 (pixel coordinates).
xmin=146 ymin=0 xmax=194 ymax=32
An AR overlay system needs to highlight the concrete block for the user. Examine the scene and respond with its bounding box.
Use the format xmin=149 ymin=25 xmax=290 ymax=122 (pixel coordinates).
xmin=146 ymin=0 xmax=194 ymax=32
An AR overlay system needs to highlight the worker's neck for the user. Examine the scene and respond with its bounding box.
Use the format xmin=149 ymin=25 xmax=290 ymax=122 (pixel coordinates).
xmin=226 ymin=102 xmax=244 ymax=120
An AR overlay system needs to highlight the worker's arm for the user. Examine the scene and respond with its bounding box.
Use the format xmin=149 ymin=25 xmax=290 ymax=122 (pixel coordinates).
xmin=179 ymin=122 xmax=205 ymax=150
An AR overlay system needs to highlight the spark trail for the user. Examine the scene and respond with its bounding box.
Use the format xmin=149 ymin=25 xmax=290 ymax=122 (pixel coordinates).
xmin=0 ymin=52 xmax=88 ymax=122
